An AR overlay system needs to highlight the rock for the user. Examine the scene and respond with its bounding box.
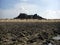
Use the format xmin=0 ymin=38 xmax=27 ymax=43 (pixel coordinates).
xmin=14 ymin=13 xmax=45 ymax=19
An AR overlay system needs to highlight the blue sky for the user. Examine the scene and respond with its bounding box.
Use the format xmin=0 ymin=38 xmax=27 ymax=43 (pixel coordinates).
xmin=0 ymin=0 xmax=20 ymax=9
xmin=0 ymin=0 xmax=60 ymax=19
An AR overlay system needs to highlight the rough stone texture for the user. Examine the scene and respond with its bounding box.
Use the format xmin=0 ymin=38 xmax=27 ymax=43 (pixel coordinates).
xmin=0 ymin=22 xmax=60 ymax=45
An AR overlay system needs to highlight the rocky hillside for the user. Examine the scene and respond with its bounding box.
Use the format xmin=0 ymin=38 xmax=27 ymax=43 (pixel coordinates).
xmin=0 ymin=20 xmax=60 ymax=45
xmin=14 ymin=13 xmax=45 ymax=19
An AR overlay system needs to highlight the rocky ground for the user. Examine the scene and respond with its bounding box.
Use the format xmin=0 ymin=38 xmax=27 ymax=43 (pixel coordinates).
xmin=0 ymin=20 xmax=60 ymax=45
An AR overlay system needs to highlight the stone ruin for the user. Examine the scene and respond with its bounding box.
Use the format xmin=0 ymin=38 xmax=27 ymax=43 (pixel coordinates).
xmin=14 ymin=13 xmax=45 ymax=19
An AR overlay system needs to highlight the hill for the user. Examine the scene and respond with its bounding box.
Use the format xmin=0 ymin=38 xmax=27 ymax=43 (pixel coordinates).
xmin=14 ymin=13 xmax=45 ymax=19
xmin=0 ymin=19 xmax=60 ymax=45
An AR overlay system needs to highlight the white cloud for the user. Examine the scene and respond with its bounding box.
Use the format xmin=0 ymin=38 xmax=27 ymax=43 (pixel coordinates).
xmin=41 ymin=10 xmax=60 ymax=19
xmin=0 ymin=3 xmax=41 ymax=19
xmin=15 ymin=3 xmax=41 ymax=15
xmin=0 ymin=9 xmax=18 ymax=18
xmin=0 ymin=2 xmax=60 ymax=19
xmin=20 ymin=0 xmax=28 ymax=2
